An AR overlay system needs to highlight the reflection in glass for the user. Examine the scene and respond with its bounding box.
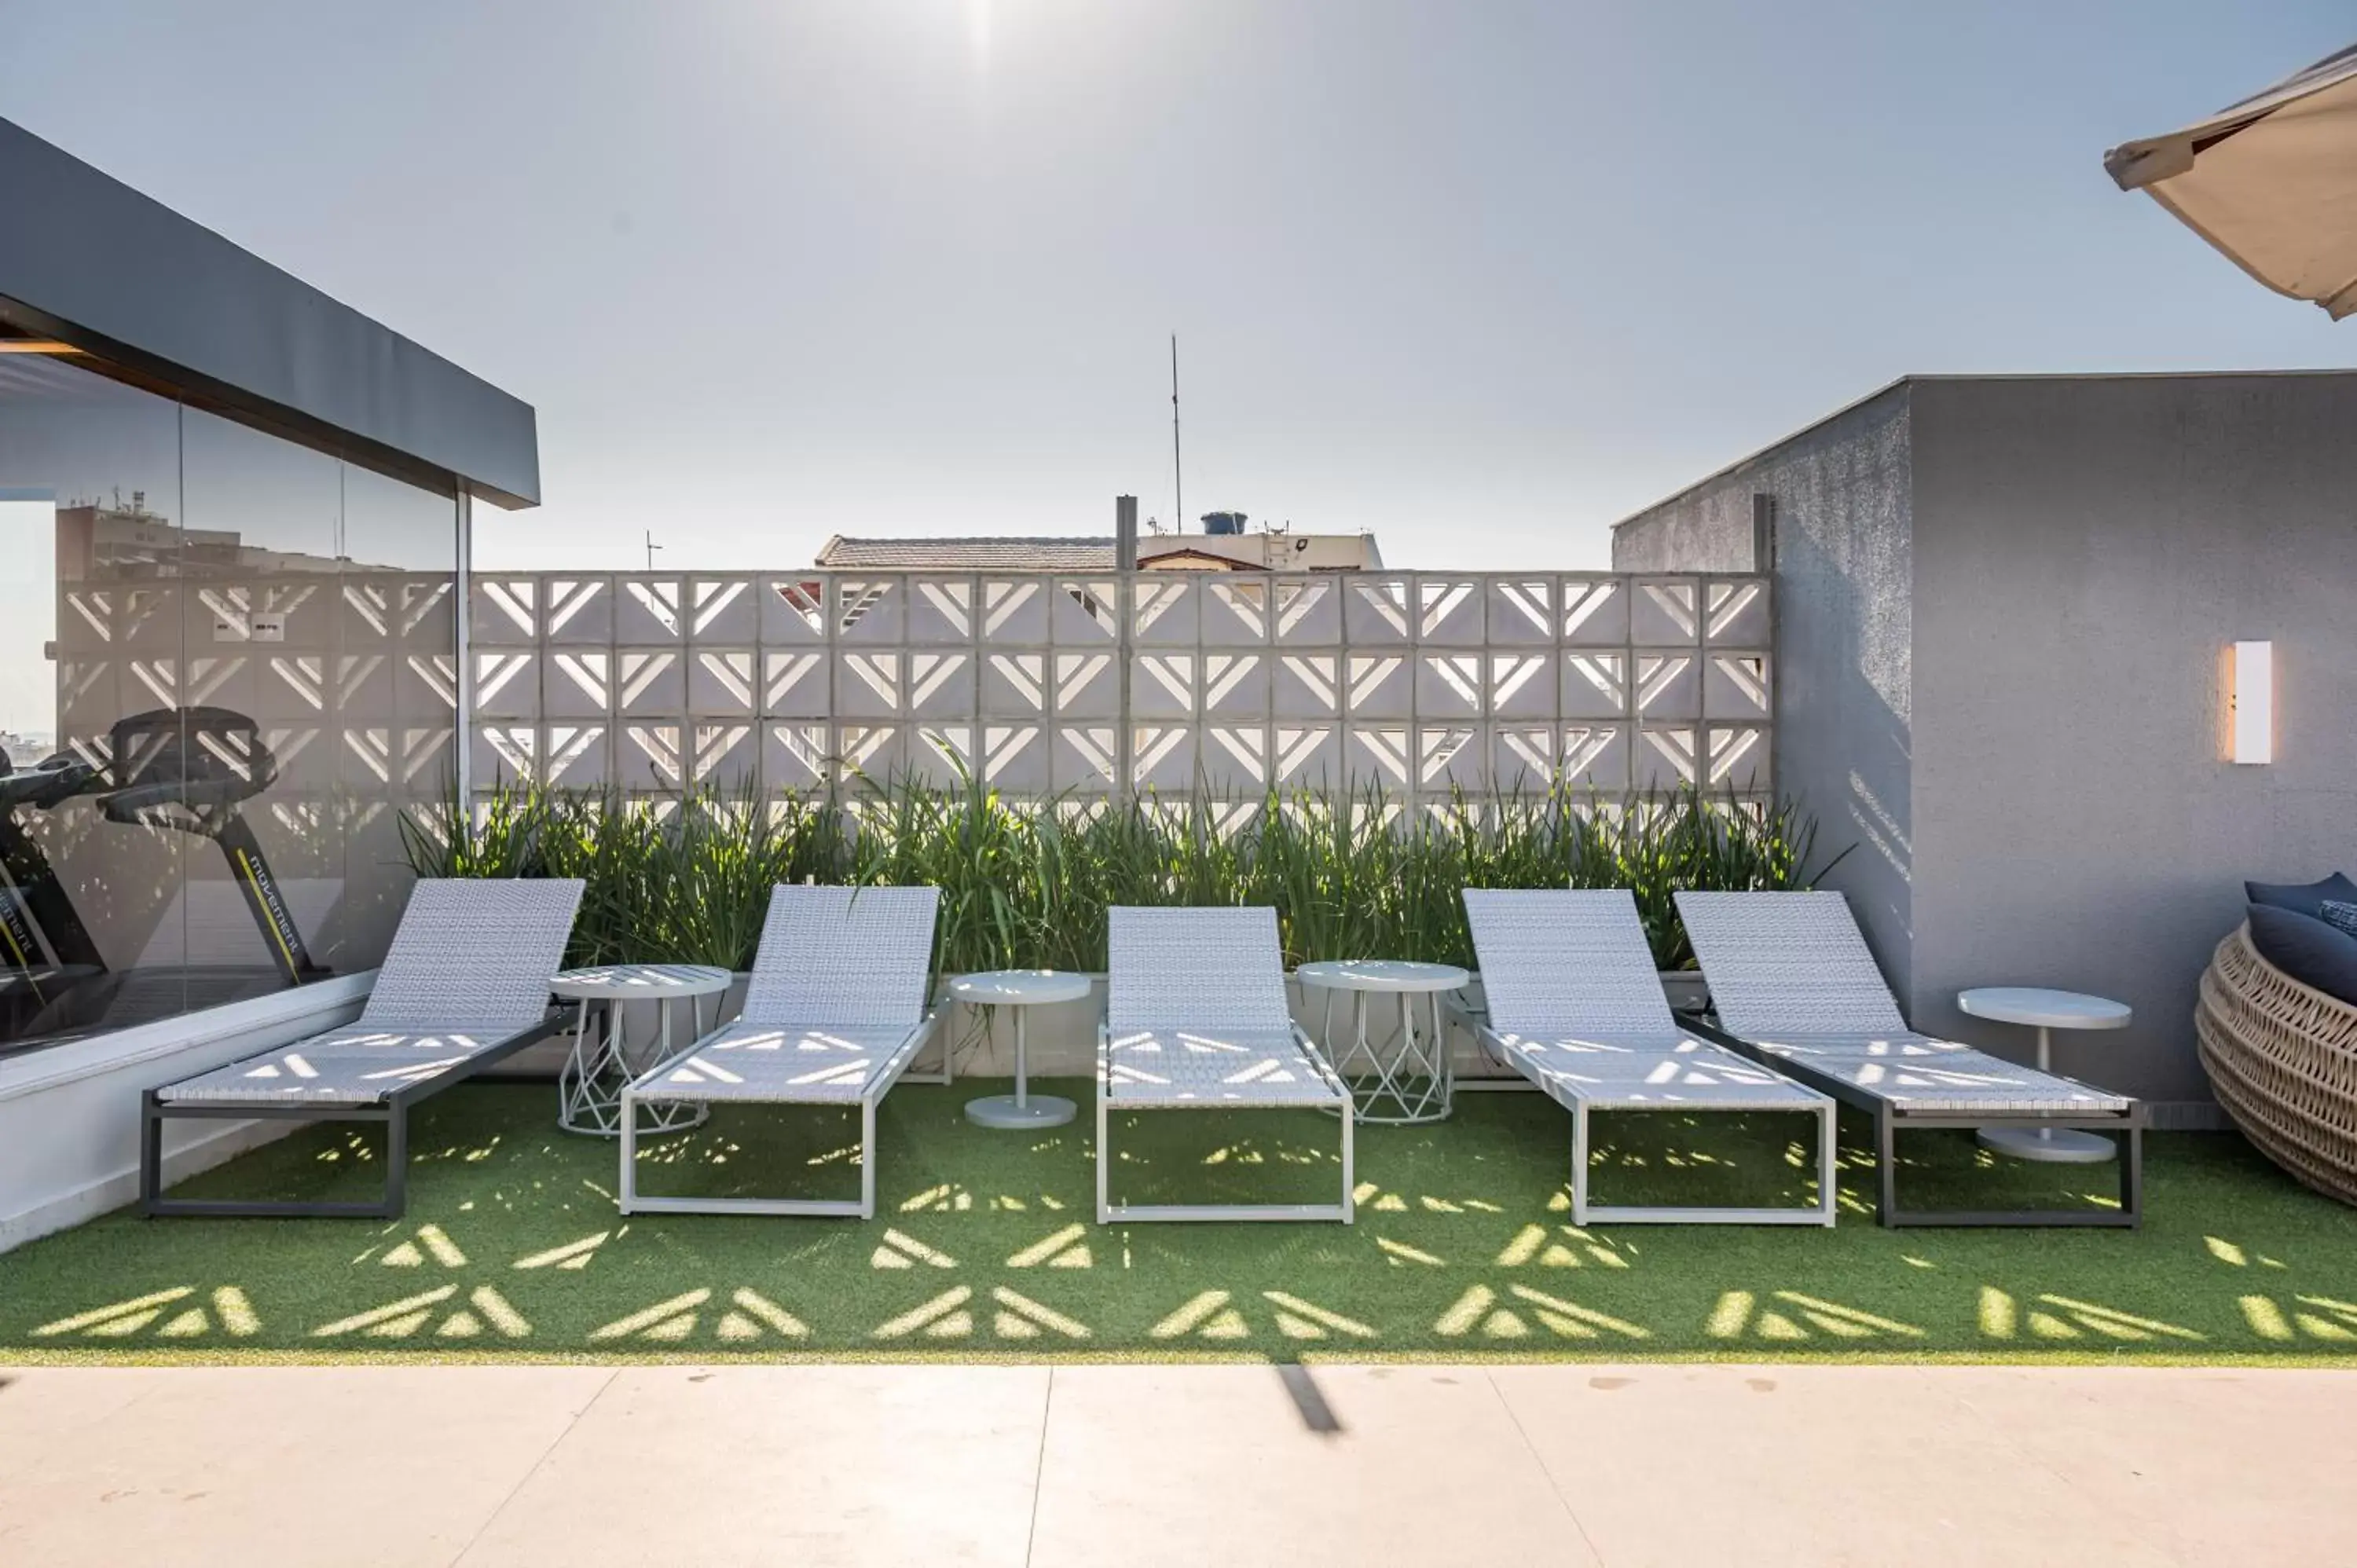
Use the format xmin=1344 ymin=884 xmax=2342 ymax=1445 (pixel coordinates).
xmin=336 ymin=465 xmax=459 ymax=969
xmin=1 ymin=352 xmax=187 ymax=1042
xmin=0 ymin=352 xmax=459 ymax=1056
xmin=178 ymin=408 xmax=346 ymax=1015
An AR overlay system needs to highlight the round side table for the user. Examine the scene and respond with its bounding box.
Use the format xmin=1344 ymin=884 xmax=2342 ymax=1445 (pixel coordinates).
xmin=948 ymin=969 xmax=1093 ymax=1130
xmin=1959 ymin=986 xmax=2132 ymax=1164
xmin=550 ymin=964 xmax=733 ymax=1138
xmin=1296 ymin=959 xmax=1471 ymax=1124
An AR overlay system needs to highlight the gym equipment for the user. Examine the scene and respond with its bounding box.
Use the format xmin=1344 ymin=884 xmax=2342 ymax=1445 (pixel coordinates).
xmin=99 ymin=706 xmax=320 ymax=986
xmin=2 ymin=707 xmax=325 ymax=1047
xmin=0 ymin=744 xmax=108 ymax=1024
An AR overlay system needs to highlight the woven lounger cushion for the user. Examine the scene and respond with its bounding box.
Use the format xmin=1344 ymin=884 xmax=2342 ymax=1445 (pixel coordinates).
xmin=1105 ymin=1025 xmax=1346 ymax=1108
xmin=355 ymin=880 xmax=588 ymax=1035
xmin=159 ymin=1028 xmax=509 ymax=1105
xmin=632 ymin=1021 xmax=923 ymax=1103
xmin=1491 ymin=1030 xmax=1826 ymax=1108
xmin=1749 ymin=1034 xmax=2132 ymax=1114
xmin=1462 ymin=888 xmax=1820 ymax=1112
xmin=152 ymin=878 xmax=585 ymax=1108
xmin=1673 ymin=892 xmax=2136 ymax=1116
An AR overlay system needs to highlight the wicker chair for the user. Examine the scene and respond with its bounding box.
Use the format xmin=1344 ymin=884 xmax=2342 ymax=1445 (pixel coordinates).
xmin=2195 ymin=923 xmax=2357 ymax=1206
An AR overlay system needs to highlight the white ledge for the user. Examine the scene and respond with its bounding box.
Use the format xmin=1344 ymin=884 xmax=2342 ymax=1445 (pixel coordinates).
xmin=0 ymin=972 xmax=377 ymax=1105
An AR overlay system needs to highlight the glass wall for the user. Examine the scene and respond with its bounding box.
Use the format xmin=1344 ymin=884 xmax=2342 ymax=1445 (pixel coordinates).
xmin=0 ymin=342 xmax=459 ymax=1056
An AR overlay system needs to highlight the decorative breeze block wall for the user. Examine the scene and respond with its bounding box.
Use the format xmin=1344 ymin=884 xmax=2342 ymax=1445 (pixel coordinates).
xmin=465 ymin=571 xmax=1773 ymax=808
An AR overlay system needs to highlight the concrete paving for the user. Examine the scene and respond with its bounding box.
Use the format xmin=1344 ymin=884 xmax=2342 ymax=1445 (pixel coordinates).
xmin=0 ymin=1361 xmax=2349 ymax=1566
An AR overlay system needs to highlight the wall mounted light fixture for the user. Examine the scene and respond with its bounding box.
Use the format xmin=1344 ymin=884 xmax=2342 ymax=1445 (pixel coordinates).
xmin=2230 ymin=639 xmax=2273 ymax=764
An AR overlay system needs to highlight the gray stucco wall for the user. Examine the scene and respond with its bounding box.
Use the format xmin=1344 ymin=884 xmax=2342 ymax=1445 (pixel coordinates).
xmin=1615 ymin=386 xmax=1918 ymax=1002
xmin=1906 ymin=374 xmax=2357 ymax=1110
xmin=1622 ymin=370 xmax=2357 ymax=1119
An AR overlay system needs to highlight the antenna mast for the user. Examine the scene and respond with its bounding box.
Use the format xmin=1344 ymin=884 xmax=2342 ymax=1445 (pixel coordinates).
xmin=1170 ymin=333 xmax=1183 ymax=535
xmin=643 ymin=529 xmax=662 ymax=572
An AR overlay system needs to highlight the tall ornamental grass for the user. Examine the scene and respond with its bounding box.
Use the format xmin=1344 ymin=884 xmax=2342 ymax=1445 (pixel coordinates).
xmin=401 ymin=772 xmax=1846 ymax=973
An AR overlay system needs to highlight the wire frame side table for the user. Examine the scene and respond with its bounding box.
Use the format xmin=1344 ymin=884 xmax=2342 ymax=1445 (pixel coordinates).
xmin=549 ymin=964 xmax=734 ymax=1138
xmin=1296 ymin=960 xmax=1472 ymax=1125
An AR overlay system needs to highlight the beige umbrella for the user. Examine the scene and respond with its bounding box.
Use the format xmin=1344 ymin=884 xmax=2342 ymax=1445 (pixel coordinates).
xmin=2105 ymin=42 xmax=2357 ymax=317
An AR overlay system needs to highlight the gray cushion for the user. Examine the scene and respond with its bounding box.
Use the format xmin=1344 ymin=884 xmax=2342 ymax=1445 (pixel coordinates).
xmin=2245 ymin=873 xmax=2357 ymax=921
xmin=2321 ymin=901 xmax=2357 ymax=942
xmin=2245 ymin=903 xmax=2357 ymax=1007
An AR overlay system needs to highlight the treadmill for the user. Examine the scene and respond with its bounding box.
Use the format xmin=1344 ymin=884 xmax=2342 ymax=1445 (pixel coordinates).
xmin=9 ymin=708 xmax=325 ymax=1043
xmin=99 ymin=705 xmax=321 ymax=988
xmin=0 ymin=745 xmax=108 ymax=1035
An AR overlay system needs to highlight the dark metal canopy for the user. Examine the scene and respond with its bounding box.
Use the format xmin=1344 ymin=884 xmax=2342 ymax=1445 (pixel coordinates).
xmin=0 ymin=115 xmax=539 ymax=505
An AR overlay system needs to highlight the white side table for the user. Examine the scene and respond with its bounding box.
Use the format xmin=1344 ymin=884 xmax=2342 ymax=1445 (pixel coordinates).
xmin=550 ymin=964 xmax=733 ymax=1137
xmin=948 ymin=969 xmax=1093 ymax=1130
xmin=1297 ymin=959 xmax=1471 ymax=1125
xmin=1959 ymin=986 xmax=2132 ymax=1164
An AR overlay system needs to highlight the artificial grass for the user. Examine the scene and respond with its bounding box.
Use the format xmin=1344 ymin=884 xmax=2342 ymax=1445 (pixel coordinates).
xmin=3 ymin=1080 xmax=2355 ymax=1365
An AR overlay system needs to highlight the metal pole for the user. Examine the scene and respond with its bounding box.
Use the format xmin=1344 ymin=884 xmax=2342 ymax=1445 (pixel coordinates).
xmin=1014 ymin=1007 xmax=1029 ymax=1111
xmin=823 ymin=574 xmax=842 ymax=819
xmin=453 ymin=488 xmax=474 ymax=805
xmin=1116 ymin=499 xmax=1135 ymax=805
xmin=1170 ymin=334 xmax=1182 ymax=533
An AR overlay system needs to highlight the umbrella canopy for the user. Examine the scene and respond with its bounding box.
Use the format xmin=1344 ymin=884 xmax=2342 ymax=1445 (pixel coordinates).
xmin=2105 ymin=42 xmax=2357 ymax=318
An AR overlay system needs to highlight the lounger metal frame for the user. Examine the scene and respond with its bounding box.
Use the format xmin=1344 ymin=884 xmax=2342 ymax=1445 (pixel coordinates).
xmin=139 ymin=877 xmax=585 ymax=1221
xmin=614 ymin=883 xmax=946 ymax=1221
xmin=1096 ymin=906 xmax=1355 ymax=1225
xmin=1458 ymin=889 xmax=1837 ymax=1228
xmin=617 ymin=1010 xmax=944 ymax=1220
xmin=1463 ymin=1022 xmax=1838 ymax=1228
xmin=1684 ymin=1020 xmax=2146 ymax=1229
xmin=1095 ymin=1017 xmax=1356 ymax=1225
xmin=1675 ymin=889 xmax=2146 ymax=1229
xmin=139 ymin=1017 xmax=559 ymax=1220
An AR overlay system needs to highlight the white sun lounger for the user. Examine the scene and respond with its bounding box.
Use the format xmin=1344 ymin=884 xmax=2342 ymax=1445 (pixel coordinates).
xmin=143 ymin=877 xmax=586 ymax=1218
xmin=618 ymin=884 xmax=944 ymax=1219
xmin=1461 ymin=888 xmax=1837 ymax=1226
xmin=1098 ymin=905 xmax=1354 ymax=1224
xmin=1674 ymin=890 xmax=2143 ymax=1228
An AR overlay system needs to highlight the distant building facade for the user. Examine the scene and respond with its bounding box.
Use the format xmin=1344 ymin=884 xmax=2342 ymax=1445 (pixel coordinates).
xmin=55 ymin=497 xmax=398 ymax=581
xmin=815 ymin=528 xmax=1384 ymax=573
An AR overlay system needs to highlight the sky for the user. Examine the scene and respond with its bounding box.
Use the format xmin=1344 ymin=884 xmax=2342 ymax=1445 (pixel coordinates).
xmin=2 ymin=0 xmax=2352 ymax=574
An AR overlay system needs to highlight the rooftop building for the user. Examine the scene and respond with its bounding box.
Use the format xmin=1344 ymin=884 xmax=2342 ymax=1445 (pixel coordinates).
xmin=815 ymin=524 xmax=1384 ymax=573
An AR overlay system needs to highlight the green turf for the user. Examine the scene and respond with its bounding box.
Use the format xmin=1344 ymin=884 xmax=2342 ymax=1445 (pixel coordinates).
xmin=4 ymin=1080 xmax=2355 ymax=1364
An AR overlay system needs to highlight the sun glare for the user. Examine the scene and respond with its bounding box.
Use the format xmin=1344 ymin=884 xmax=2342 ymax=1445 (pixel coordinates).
xmin=965 ymin=0 xmax=991 ymax=69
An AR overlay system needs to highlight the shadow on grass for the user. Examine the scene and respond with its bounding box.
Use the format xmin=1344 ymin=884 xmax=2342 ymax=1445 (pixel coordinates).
xmin=0 ymin=1083 xmax=2352 ymax=1365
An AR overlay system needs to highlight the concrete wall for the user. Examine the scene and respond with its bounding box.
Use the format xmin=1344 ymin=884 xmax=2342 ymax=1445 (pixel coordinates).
xmin=1617 ymin=370 xmax=2357 ymax=1119
xmin=1906 ymin=374 xmax=2357 ymax=1110
xmin=1614 ymin=385 xmax=1919 ymax=1002
xmin=0 ymin=976 xmax=370 ymax=1251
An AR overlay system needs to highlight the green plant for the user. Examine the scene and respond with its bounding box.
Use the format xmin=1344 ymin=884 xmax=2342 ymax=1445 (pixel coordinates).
xmin=397 ymin=773 xmax=552 ymax=880
xmin=399 ymin=771 xmax=1846 ymax=973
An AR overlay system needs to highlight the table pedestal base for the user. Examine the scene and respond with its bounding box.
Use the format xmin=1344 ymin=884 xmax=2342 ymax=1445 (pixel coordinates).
xmin=1978 ymin=1125 xmax=2117 ymax=1164
xmin=961 ymin=1006 xmax=1074 ymax=1130
xmin=1321 ymin=987 xmax=1454 ymax=1125
xmin=964 ymin=1093 xmax=1077 ymax=1130
xmin=560 ymin=997 xmax=711 ymax=1140
xmin=1971 ymin=1019 xmax=2119 ymax=1164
